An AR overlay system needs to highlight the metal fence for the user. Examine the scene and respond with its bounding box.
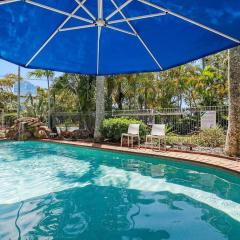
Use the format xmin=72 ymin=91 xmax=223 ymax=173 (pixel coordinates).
xmin=52 ymin=106 xmax=228 ymax=135
xmin=112 ymin=106 xmax=229 ymax=135
xmin=52 ymin=111 xmax=96 ymax=133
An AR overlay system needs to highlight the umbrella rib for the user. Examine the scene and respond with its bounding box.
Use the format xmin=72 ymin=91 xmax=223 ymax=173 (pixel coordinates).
xmin=105 ymin=25 xmax=136 ymax=36
xmin=0 ymin=0 xmax=21 ymax=5
xmin=138 ymin=0 xmax=240 ymax=44
xmin=25 ymin=2 xmax=87 ymax=67
xmin=111 ymin=0 xmax=163 ymax=70
xmin=106 ymin=0 xmax=133 ymax=21
xmin=59 ymin=24 xmax=96 ymax=32
xmin=25 ymin=0 xmax=93 ymax=23
xmin=74 ymin=0 xmax=95 ymax=20
xmin=108 ymin=12 xmax=167 ymax=24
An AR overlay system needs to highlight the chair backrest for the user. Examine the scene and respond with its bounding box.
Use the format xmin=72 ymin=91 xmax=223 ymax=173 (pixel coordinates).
xmin=151 ymin=124 xmax=165 ymax=136
xmin=128 ymin=124 xmax=140 ymax=135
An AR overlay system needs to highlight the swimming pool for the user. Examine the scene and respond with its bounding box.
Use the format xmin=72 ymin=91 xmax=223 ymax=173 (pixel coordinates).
xmin=0 ymin=141 xmax=239 ymax=240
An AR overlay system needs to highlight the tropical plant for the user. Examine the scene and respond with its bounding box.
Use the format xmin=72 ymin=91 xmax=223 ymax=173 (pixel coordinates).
xmin=0 ymin=74 xmax=19 ymax=111
xmin=52 ymin=74 xmax=96 ymax=130
xmin=100 ymin=117 xmax=149 ymax=141
xmin=29 ymin=70 xmax=54 ymax=127
xmin=23 ymin=88 xmax=48 ymax=121
xmin=193 ymin=126 xmax=225 ymax=148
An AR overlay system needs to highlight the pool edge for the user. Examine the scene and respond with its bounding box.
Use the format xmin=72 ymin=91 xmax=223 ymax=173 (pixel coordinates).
xmin=37 ymin=139 xmax=240 ymax=175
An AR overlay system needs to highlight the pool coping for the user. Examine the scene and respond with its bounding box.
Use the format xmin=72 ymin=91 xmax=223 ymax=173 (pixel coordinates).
xmin=40 ymin=139 xmax=240 ymax=175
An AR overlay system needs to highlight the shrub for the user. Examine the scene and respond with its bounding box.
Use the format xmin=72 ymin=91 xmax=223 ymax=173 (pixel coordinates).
xmin=100 ymin=117 xmax=149 ymax=141
xmin=4 ymin=113 xmax=17 ymax=127
xmin=192 ymin=126 xmax=225 ymax=147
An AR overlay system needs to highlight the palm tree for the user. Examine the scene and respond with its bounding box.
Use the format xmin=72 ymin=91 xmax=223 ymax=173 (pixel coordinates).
xmin=52 ymin=74 xmax=96 ymax=130
xmin=23 ymin=88 xmax=48 ymax=121
xmin=29 ymin=70 xmax=54 ymax=128
xmin=94 ymin=76 xmax=105 ymax=140
xmin=225 ymin=47 xmax=240 ymax=157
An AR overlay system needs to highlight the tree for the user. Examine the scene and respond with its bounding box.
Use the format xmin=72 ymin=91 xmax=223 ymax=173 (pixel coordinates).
xmin=29 ymin=70 xmax=54 ymax=128
xmin=105 ymin=76 xmax=115 ymax=112
xmin=136 ymin=73 xmax=158 ymax=109
xmin=0 ymin=74 xmax=19 ymax=112
xmin=52 ymin=74 xmax=96 ymax=129
xmin=23 ymin=88 xmax=48 ymax=121
xmin=51 ymin=86 xmax=77 ymax=113
xmin=113 ymin=75 xmax=125 ymax=110
xmin=225 ymin=47 xmax=240 ymax=157
xmin=157 ymin=71 xmax=179 ymax=108
xmin=197 ymin=65 xmax=228 ymax=106
xmin=94 ymin=76 xmax=105 ymax=140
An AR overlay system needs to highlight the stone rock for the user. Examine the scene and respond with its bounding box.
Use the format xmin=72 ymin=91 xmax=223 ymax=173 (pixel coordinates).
xmin=6 ymin=117 xmax=51 ymax=141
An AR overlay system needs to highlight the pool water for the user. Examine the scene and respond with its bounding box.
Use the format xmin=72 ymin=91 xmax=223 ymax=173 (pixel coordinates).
xmin=0 ymin=141 xmax=240 ymax=240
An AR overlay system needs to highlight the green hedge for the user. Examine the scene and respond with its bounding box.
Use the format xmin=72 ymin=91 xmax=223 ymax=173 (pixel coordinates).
xmin=100 ymin=117 xmax=149 ymax=141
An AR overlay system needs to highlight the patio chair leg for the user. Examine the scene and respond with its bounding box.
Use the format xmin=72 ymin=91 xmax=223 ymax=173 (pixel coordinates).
xmin=121 ymin=136 xmax=123 ymax=147
xmin=138 ymin=136 xmax=140 ymax=148
xmin=131 ymin=136 xmax=133 ymax=148
xmin=128 ymin=136 xmax=129 ymax=147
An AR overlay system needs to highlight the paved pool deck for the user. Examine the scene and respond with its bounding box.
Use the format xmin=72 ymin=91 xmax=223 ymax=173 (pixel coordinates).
xmin=42 ymin=139 xmax=240 ymax=174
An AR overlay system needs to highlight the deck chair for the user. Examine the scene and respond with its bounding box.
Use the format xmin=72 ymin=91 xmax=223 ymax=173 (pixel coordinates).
xmin=121 ymin=124 xmax=140 ymax=148
xmin=145 ymin=124 xmax=166 ymax=150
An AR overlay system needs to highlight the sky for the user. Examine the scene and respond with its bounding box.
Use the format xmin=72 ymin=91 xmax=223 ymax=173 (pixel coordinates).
xmin=0 ymin=59 xmax=63 ymax=89
xmin=0 ymin=58 xmax=203 ymax=89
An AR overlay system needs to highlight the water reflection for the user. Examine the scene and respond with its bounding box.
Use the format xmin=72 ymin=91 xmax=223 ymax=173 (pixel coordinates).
xmin=94 ymin=165 xmax=240 ymax=221
xmin=0 ymin=155 xmax=90 ymax=204
xmin=0 ymin=141 xmax=240 ymax=239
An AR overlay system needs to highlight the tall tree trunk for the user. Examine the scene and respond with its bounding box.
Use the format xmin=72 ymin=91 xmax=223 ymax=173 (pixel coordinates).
xmin=51 ymin=91 xmax=56 ymax=129
xmin=17 ymin=66 xmax=21 ymax=119
xmin=47 ymin=75 xmax=51 ymax=129
xmin=225 ymin=47 xmax=240 ymax=157
xmin=94 ymin=76 xmax=105 ymax=141
xmin=144 ymin=87 xmax=148 ymax=109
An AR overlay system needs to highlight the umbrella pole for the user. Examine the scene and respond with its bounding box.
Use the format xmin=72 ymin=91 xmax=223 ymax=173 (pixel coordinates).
xmin=17 ymin=65 xmax=21 ymax=119
xmin=94 ymin=75 xmax=105 ymax=141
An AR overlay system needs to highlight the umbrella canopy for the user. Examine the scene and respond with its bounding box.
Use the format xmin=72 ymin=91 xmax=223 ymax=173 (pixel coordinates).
xmin=0 ymin=0 xmax=239 ymax=75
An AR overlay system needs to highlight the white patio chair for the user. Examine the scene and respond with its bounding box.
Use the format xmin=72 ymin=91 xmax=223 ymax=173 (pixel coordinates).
xmin=121 ymin=124 xmax=140 ymax=148
xmin=145 ymin=124 xmax=166 ymax=150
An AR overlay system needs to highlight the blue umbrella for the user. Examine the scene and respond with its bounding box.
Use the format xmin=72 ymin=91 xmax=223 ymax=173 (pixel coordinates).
xmin=0 ymin=0 xmax=239 ymax=75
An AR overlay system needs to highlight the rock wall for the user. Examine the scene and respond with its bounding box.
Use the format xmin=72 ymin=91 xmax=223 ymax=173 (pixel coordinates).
xmin=6 ymin=117 xmax=51 ymax=140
